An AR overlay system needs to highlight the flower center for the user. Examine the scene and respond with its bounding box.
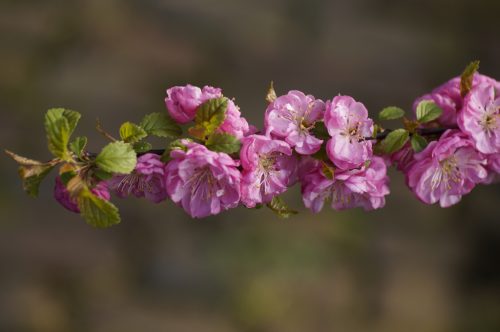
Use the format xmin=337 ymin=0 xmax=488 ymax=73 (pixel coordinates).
xmin=298 ymin=116 xmax=313 ymax=133
xmin=297 ymin=101 xmax=319 ymax=133
xmin=349 ymin=126 xmax=358 ymax=136
xmin=329 ymin=181 xmax=356 ymax=206
xmin=187 ymin=167 xmax=218 ymax=199
xmin=480 ymin=104 xmax=499 ymax=133
xmin=260 ymin=154 xmax=277 ymax=172
xmin=431 ymin=156 xmax=461 ymax=191
xmin=341 ymin=123 xmax=365 ymax=143
xmin=254 ymin=153 xmax=283 ymax=191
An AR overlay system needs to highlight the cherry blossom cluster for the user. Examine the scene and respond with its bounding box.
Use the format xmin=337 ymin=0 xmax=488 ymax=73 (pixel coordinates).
xmin=56 ymin=73 xmax=500 ymax=218
xmin=6 ymin=62 xmax=500 ymax=225
xmin=395 ymin=73 xmax=500 ymax=207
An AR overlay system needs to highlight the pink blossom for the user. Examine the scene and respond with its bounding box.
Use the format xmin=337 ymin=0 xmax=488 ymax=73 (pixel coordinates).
xmin=301 ymin=156 xmax=390 ymax=212
xmin=166 ymin=84 xmax=253 ymax=138
xmin=413 ymin=73 xmax=500 ymax=126
xmin=107 ymin=153 xmax=168 ymax=203
xmin=441 ymin=73 xmax=500 ymax=105
xmin=240 ymin=135 xmax=297 ymax=207
xmin=458 ymin=83 xmax=500 ymax=154
xmin=217 ymin=99 xmax=253 ymax=139
xmin=390 ymin=142 xmax=415 ymax=173
xmin=201 ymin=86 xmax=223 ymax=98
xmin=164 ymin=141 xmax=241 ymax=218
xmin=165 ymin=85 xmax=222 ymax=124
xmin=265 ymin=90 xmax=325 ymax=155
xmin=324 ymin=95 xmax=374 ymax=170
xmin=54 ymin=177 xmax=110 ymax=213
xmin=297 ymin=156 xmax=321 ymax=183
xmin=406 ymin=130 xmax=488 ymax=207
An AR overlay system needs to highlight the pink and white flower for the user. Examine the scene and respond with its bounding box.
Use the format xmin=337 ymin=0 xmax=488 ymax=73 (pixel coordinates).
xmin=240 ymin=135 xmax=297 ymax=207
xmin=165 ymin=141 xmax=241 ymax=218
xmin=406 ymin=130 xmax=488 ymax=207
xmin=107 ymin=153 xmax=168 ymax=203
xmin=301 ymin=156 xmax=389 ymax=212
xmin=265 ymin=90 xmax=325 ymax=155
xmin=324 ymin=95 xmax=374 ymax=170
xmin=458 ymin=83 xmax=500 ymax=154
xmin=413 ymin=73 xmax=500 ymax=126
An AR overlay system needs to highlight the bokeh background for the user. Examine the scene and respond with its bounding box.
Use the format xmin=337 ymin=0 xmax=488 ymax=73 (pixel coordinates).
xmin=1 ymin=0 xmax=500 ymax=331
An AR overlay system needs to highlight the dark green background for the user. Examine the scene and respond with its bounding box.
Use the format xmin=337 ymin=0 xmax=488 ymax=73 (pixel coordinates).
xmin=1 ymin=0 xmax=499 ymax=331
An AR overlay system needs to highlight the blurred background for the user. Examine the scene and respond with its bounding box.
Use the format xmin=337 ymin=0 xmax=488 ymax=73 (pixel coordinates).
xmin=1 ymin=0 xmax=500 ymax=331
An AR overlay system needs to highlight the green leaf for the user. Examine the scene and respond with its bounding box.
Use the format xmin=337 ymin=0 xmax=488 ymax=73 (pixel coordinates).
xmin=19 ymin=162 xmax=55 ymax=197
xmin=380 ymin=129 xmax=409 ymax=154
xmin=133 ymin=141 xmax=153 ymax=153
xmin=266 ymin=196 xmax=298 ymax=218
xmin=69 ymin=136 xmax=87 ymax=158
xmin=60 ymin=170 xmax=76 ymax=186
xmin=5 ymin=150 xmax=57 ymax=197
xmin=93 ymin=168 xmax=114 ymax=181
xmin=205 ymin=133 xmax=241 ymax=154
xmin=189 ymin=97 xmax=228 ymax=140
xmin=62 ymin=109 xmax=81 ymax=135
xmin=119 ymin=122 xmax=147 ymax=143
xmin=416 ymin=100 xmax=443 ymax=123
xmin=168 ymin=139 xmax=190 ymax=151
xmin=379 ymin=106 xmax=405 ymax=120
xmin=311 ymin=121 xmax=329 ymax=140
xmin=410 ymin=133 xmax=428 ymax=153
xmin=20 ymin=164 xmax=55 ymax=197
xmin=95 ymin=141 xmax=137 ymax=174
xmin=140 ymin=112 xmax=182 ymax=138
xmin=77 ymin=187 xmax=120 ymax=228
xmin=45 ymin=109 xmax=70 ymax=160
xmin=460 ymin=60 xmax=480 ymax=97
xmin=44 ymin=108 xmax=81 ymax=160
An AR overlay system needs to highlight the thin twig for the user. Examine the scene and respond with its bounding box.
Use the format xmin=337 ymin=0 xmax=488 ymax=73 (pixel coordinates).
xmin=96 ymin=118 xmax=117 ymax=142
xmin=369 ymin=127 xmax=452 ymax=140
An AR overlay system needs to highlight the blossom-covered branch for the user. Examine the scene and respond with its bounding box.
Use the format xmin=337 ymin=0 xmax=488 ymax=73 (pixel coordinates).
xmin=5 ymin=61 xmax=500 ymax=227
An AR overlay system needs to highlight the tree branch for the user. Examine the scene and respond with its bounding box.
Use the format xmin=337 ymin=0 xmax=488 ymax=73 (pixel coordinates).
xmin=87 ymin=128 xmax=454 ymax=158
xmin=371 ymin=127 xmax=451 ymax=140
